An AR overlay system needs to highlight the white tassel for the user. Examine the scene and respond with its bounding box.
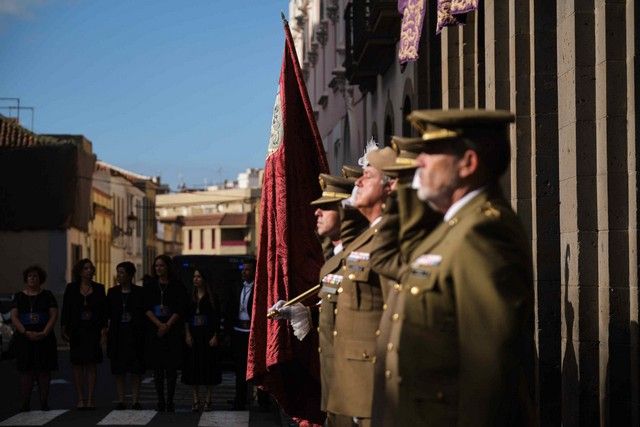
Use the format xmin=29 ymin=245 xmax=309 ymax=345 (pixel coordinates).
xmin=357 ymin=137 xmax=379 ymax=167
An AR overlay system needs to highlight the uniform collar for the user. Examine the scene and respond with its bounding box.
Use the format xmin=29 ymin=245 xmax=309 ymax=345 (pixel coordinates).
xmin=444 ymin=186 xmax=486 ymax=221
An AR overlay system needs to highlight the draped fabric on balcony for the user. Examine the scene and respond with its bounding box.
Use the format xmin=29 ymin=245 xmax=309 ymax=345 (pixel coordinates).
xmin=436 ymin=0 xmax=478 ymax=34
xmin=398 ymin=0 xmax=427 ymax=64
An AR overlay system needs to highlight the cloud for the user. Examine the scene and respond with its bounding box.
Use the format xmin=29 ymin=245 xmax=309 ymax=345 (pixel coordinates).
xmin=0 ymin=0 xmax=48 ymax=18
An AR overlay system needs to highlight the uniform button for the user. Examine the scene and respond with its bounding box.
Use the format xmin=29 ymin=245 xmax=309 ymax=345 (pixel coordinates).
xmin=327 ymin=294 xmax=332 ymax=300
xmin=383 ymin=304 xmax=388 ymax=310
xmin=318 ymin=347 xmax=322 ymax=353
xmin=374 ymin=228 xmax=378 ymax=233
xmin=410 ymin=286 xmax=419 ymax=295
xmin=393 ymin=283 xmax=402 ymax=292
xmin=334 ymin=308 xmax=338 ymax=315
xmin=392 ymin=313 xmax=399 ymax=321
xmin=318 ymin=306 xmax=322 ymax=313
xmin=316 ymin=327 xmax=320 ymax=333
xmin=362 ymin=352 xmax=369 ymax=359
xmin=342 ymin=265 xmax=347 ymax=270
xmin=333 ymin=330 xmax=337 ymax=336
xmin=448 ymin=218 xmax=458 ymax=226
xmin=348 ymin=273 xmax=356 ymax=280
xmin=436 ymin=391 xmax=444 ymax=401
xmin=371 ymin=356 xmax=377 ymax=364
xmin=375 ymin=329 xmax=381 ymax=336
xmin=387 ymin=343 xmax=394 ymax=351
xmin=385 ymin=370 xmax=392 ymax=379
xmin=337 ymin=287 xmax=344 ymax=294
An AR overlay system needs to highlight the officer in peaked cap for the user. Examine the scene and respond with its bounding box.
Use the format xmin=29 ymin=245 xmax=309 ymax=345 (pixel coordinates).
xmin=368 ymin=136 xmax=443 ymax=425
xmin=374 ymin=109 xmax=536 ymax=427
xmin=341 ymin=164 xmax=364 ymax=179
xmin=326 ymin=146 xmax=396 ymax=426
xmin=269 ymin=172 xmax=367 ymax=427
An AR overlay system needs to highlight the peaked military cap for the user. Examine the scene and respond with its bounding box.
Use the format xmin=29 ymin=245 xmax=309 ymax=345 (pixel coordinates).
xmin=366 ymin=146 xmax=397 ymax=172
xmin=406 ymin=109 xmax=515 ymax=143
xmin=310 ymin=173 xmax=356 ymax=206
xmin=341 ymin=164 xmax=363 ymax=179
xmin=382 ymin=135 xmax=424 ymax=175
xmin=407 ymin=109 xmax=515 ymax=177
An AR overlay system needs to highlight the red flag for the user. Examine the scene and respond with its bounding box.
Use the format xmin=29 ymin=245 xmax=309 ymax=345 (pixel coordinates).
xmin=246 ymin=16 xmax=329 ymax=427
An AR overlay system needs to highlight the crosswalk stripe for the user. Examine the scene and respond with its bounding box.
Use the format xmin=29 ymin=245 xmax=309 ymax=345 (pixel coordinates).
xmin=198 ymin=410 xmax=249 ymax=427
xmin=0 ymin=410 xmax=68 ymax=426
xmin=97 ymin=410 xmax=157 ymax=425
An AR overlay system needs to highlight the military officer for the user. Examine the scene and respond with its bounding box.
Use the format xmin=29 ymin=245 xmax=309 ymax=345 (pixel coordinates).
xmin=368 ymin=136 xmax=442 ymax=425
xmin=374 ymin=109 xmax=536 ymax=426
xmin=326 ymin=146 xmax=396 ymax=426
xmin=270 ymin=171 xmax=367 ymax=426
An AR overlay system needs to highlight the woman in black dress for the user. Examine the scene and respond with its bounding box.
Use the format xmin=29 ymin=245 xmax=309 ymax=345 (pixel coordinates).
xmin=61 ymin=258 xmax=107 ymax=410
xmin=10 ymin=265 xmax=58 ymax=412
xmin=182 ymin=268 xmax=222 ymax=412
xmin=106 ymin=262 xmax=145 ymax=410
xmin=144 ymin=254 xmax=187 ymax=412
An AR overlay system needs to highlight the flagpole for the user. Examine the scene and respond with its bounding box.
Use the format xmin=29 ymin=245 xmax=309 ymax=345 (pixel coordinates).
xmin=267 ymin=284 xmax=322 ymax=319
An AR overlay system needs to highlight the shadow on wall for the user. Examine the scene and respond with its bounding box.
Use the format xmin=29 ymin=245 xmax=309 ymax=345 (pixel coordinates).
xmin=562 ymin=244 xmax=579 ymax=427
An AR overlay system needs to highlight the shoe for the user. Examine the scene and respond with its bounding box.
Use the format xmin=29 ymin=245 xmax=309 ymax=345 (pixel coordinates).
xmin=19 ymin=402 xmax=30 ymax=412
xmin=156 ymin=401 xmax=166 ymax=412
xmin=191 ymin=402 xmax=200 ymax=412
xmin=86 ymin=400 xmax=96 ymax=410
xmin=40 ymin=402 xmax=50 ymax=411
xmin=132 ymin=402 xmax=142 ymax=410
xmin=203 ymin=401 xmax=213 ymax=412
xmin=230 ymin=403 xmax=245 ymax=411
xmin=115 ymin=402 xmax=127 ymax=410
xmin=76 ymin=399 xmax=85 ymax=410
xmin=166 ymin=402 xmax=175 ymax=412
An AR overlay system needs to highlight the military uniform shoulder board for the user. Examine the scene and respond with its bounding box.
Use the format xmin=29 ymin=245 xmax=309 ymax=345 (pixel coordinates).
xmin=481 ymin=202 xmax=501 ymax=218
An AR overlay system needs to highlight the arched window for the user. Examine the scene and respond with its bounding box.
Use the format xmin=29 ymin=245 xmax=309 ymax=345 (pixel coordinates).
xmin=384 ymin=115 xmax=393 ymax=147
xmin=371 ymin=122 xmax=379 ymax=145
xmin=402 ymin=96 xmax=413 ymax=137
xmin=342 ymin=118 xmax=350 ymax=166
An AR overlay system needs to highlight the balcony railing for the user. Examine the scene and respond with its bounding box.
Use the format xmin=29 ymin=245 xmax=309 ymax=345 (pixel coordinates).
xmin=344 ymin=0 xmax=401 ymax=92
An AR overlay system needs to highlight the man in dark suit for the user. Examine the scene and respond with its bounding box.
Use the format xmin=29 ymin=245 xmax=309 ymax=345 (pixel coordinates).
xmin=228 ymin=262 xmax=257 ymax=410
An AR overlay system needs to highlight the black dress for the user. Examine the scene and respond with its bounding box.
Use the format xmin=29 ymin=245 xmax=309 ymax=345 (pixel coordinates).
xmin=106 ymin=285 xmax=145 ymax=375
xmin=61 ymin=282 xmax=107 ymax=365
xmin=143 ymin=278 xmax=188 ymax=370
xmin=12 ymin=290 xmax=58 ymax=372
xmin=181 ymin=294 xmax=222 ymax=385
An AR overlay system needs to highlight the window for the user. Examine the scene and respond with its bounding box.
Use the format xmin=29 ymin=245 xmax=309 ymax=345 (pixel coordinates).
xmin=188 ymin=230 xmax=193 ymax=250
xmin=72 ymin=244 xmax=82 ymax=268
xmin=200 ymin=229 xmax=204 ymax=250
xmin=212 ymin=228 xmax=216 ymax=249
xmin=402 ymin=96 xmax=412 ymax=137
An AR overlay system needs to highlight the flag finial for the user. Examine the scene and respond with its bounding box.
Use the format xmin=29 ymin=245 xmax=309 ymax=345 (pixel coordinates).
xmin=280 ymin=11 xmax=288 ymax=25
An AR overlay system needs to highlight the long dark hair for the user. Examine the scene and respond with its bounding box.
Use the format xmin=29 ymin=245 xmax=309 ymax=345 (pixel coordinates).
xmin=72 ymin=258 xmax=94 ymax=283
xmin=152 ymin=254 xmax=174 ymax=280
xmin=192 ymin=267 xmax=217 ymax=307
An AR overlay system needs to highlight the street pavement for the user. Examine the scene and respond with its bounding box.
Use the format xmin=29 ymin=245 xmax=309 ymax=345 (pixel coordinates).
xmin=0 ymin=349 xmax=295 ymax=427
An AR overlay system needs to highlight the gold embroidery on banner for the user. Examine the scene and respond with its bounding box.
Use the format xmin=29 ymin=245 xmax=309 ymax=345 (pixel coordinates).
xmin=398 ymin=0 xmax=426 ymax=62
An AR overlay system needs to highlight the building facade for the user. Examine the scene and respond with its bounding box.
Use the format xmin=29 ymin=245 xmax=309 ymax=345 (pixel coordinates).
xmin=156 ymin=169 xmax=262 ymax=257
xmin=290 ymin=0 xmax=639 ymax=425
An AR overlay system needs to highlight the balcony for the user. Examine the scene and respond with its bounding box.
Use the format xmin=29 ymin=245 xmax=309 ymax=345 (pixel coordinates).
xmin=344 ymin=0 xmax=401 ymax=93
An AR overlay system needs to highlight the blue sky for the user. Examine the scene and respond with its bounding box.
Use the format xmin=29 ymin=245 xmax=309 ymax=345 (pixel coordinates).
xmin=0 ymin=0 xmax=290 ymax=190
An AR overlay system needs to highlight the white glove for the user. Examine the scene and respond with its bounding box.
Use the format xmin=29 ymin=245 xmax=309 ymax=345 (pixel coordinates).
xmin=268 ymin=300 xmax=311 ymax=341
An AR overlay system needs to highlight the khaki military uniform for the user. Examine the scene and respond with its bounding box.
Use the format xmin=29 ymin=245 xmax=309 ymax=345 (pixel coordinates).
xmin=369 ymin=183 xmax=441 ymax=425
xmin=316 ymin=207 xmax=367 ymax=417
xmin=377 ymin=186 xmax=535 ymax=426
xmin=326 ymin=224 xmax=384 ymax=422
